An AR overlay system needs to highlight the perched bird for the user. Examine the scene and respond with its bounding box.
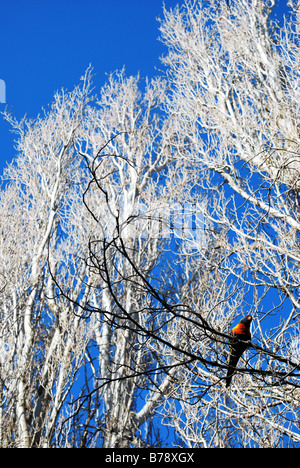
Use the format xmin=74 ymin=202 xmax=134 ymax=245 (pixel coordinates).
xmin=225 ymin=315 xmax=252 ymax=388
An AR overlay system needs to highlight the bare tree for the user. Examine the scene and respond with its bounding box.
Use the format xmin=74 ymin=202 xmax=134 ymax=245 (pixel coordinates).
xmin=0 ymin=68 xmax=99 ymax=447
xmin=59 ymin=70 xmax=229 ymax=448
xmin=157 ymin=0 xmax=300 ymax=447
xmin=0 ymin=67 xmax=208 ymax=447
xmin=68 ymin=70 xmax=182 ymax=448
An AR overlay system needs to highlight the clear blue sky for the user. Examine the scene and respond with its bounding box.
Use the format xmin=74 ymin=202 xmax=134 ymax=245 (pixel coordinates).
xmin=0 ymin=0 xmax=184 ymax=172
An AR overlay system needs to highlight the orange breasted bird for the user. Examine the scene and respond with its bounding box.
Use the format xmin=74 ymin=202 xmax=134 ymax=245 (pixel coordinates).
xmin=225 ymin=315 xmax=252 ymax=388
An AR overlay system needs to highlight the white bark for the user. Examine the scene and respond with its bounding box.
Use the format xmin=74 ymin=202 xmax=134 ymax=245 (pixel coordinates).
xmin=0 ymin=67 xmax=183 ymax=447
xmin=158 ymin=0 xmax=300 ymax=447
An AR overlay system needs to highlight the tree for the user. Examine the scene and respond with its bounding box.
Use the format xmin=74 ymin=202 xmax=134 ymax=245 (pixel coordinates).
xmin=0 ymin=68 xmax=98 ymax=447
xmin=158 ymin=0 xmax=300 ymax=447
xmin=66 ymin=69 xmax=185 ymax=448
xmin=0 ymin=67 xmax=206 ymax=447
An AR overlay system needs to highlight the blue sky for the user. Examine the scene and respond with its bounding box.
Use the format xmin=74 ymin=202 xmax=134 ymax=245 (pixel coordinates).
xmin=0 ymin=0 xmax=185 ymax=173
xmin=0 ymin=0 xmax=291 ymax=174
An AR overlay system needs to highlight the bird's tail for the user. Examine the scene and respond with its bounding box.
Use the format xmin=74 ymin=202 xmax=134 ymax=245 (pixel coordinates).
xmin=225 ymin=353 xmax=240 ymax=388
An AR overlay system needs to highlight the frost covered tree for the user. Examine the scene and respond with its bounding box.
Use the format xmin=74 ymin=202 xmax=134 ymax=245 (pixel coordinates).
xmin=157 ymin=0 xmax=300 ymax=447
xmin=0 ymin=66 xmax=205 ymax=448
xmin=0 ymin=69 xmax=96 ymax=447
xmin=65 ymin=69 xmax=186 ymax=448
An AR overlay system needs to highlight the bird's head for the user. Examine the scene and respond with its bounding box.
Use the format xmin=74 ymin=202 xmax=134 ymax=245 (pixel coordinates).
xmin=240 ymin=315 xmax=252 ymax=326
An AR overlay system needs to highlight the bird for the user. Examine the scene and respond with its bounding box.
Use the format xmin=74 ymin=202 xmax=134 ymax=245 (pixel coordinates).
xmin=225 ymin=315 xmax=252 ymax=388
